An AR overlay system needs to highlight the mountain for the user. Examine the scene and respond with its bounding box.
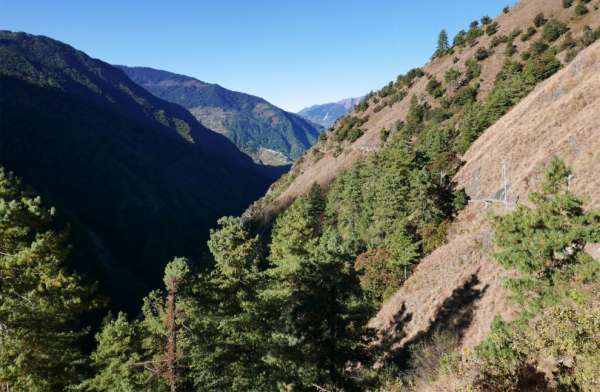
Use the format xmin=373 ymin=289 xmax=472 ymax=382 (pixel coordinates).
xmin=297 ymin=96 xmax=363 ymax=128
xmin=0 ymin=31 xmax=280 ymax=309
xmin=371 ymin=39 xmax=600 ymax=358
xmin=116 ymin=65 xmax=323 ymax=165
xmin=249 ymin=0 xmax=600 ymax=224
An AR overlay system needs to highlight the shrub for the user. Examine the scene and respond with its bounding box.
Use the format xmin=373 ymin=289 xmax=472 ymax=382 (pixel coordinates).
xmin=356 ymin=100 xmax=369 ymax=112
xmin=475 ymin=47 xmax=489 ymax=61
xmin=504 ymin=38 xmax=518 ymax=57
xmin=542 ymin=19 xmax=569 ymax=42
xmin=355 ymin=248 xmax=404 ymax=301
xmin=503 ymin=6 xmax=510 ymax=13
xmin=444 ymin=68 xmax=461 ymax=85
xmin=521 ymin=26 xmax=537 ymax=41
xmin=452 ymin=85 xmax=478 ymax=107
xmin=378 ymin=81 xmax=394 ymax=98
xmin=533 ymin=13 xmax=547 ymax=28
xmin=486 ymin=22 xmax=499 ymax=36
xmin=426 ymin=78 xmax=444 ymax=98
xmin=563 ymin=0 xmax=574 ymax=7
xmin=581 ymin=25 xmax=598 ymax=47
xmin=397 ymin=68 xmax=425 ymax=87
xmin=531 ymin=40 xmax=549 ymax=55
xmin=575 ymin=3 xmax=589 ymax=15
xmin=379 ymin=128 xmax=390 ymax=143
xmin=491 ymin=34 xmax=508 ymax=47
xmin=453 ymin=30 xmax=467 ymax=47
xmin=560 ymin=32 xmax=577 ymax=50
xmin=521 ymin=51 xmax=531 ymax=61
xmin=510 ymin=28 xmax=523 ymax=40
xmin=481 ymin=16 xmax=492 ymax=25
xmin=335 ymin=115 xmax=368 ymax=142
xmin=465 ymin=58 xmax=482 ymax=80
xmin=347 ymin=127 xmax=364 ymax=142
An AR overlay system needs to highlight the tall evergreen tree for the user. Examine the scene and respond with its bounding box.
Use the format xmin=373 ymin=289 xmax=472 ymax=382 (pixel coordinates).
xmin=80 ymin=313 xmax=146 ymax=392
xmin=263 ymin=193 xmax=373 ymax=390
xmin=434 ymin=29 xmax=450 ymax=58
xmin=0 ymin=168 xmax=96 ymax=391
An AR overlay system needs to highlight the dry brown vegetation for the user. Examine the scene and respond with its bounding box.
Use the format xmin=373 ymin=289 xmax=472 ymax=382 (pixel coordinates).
xmin=371 ymin=40 xmax=600 ymax=368
xmin=253 ymin=0 xmax=600 ymax=222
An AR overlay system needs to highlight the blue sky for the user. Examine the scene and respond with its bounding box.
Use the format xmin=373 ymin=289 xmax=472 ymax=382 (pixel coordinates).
xmin=1 ymin=0 xmax=515 ymax=112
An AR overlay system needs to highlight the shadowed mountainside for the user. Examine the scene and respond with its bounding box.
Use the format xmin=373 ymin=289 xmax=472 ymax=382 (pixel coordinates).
xmin=0 ymin=31 xmax=280 ymax=309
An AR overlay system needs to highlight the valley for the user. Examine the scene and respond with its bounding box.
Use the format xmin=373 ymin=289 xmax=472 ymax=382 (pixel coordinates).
xmin=1 ymin=0 xmax=599 ymax=390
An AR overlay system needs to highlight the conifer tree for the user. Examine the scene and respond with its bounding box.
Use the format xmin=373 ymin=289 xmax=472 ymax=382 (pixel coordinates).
xmin=185 ymin=217 xmax=271 ymax=391
xmin=434 ymin=29 xmax=450 ymax=58
xmin=0 ymin=168 xmax=96 ymax=391
xmin=80 ymin=313 xmax=146 ymax=392
xmin=263 ymin=193 xmax=373 ymax=389
xmin=494 ymin=157 xmax=599 ymax=278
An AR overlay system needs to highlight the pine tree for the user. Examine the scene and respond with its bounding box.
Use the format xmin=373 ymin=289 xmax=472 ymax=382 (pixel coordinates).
xmin=0 ymin=168 xmax=96 ymax=391
xmin=264 ymin=224 xmax=373 ymax=389
xmin=80 ymin=313 xmax=146 ymax=392
xmin=263 ymin=192 xmax=373 ymax=389
xmin=434 ymin=29 xmax=450 ymax=58
xmin=493 ymin=156 xmax=600 ymax=308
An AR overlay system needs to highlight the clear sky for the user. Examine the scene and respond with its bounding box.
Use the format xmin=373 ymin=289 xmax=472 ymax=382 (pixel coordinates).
xmin=1 ymin=0 xmax=515 ymax=112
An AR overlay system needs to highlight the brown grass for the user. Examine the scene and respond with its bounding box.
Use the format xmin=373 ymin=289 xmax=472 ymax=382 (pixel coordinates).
xmin=370 ymin=40 xmax=600 ymax=365
xmin=257 ymin=0 xmax=600 ymax=220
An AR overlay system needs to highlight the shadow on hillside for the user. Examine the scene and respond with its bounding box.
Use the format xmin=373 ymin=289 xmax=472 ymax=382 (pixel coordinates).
xmin=384 ymin=273 xmax=488 ymax=368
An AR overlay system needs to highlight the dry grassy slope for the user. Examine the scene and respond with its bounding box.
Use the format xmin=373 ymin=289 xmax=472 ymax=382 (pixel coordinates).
xmin=369 ymin=40 xmax=600 ymax=357
xmin=257 ymin=0 xmax=600 ymax=220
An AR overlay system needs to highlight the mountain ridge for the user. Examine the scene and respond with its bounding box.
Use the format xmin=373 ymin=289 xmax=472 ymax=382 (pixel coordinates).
xmin=249 ymin=0 xmax=600 ymax=224
xmin=297 ymin=96 xmax=363 ymax=128
xmin=0 ymin=30 xmax=279 ymax=309
xmin=117 ymin=65 xmax=323 ymax=165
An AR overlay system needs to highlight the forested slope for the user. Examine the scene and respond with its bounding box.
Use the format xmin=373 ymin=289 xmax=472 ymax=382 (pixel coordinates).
xmin=0 ymin=31 xmax=278 ymax=308
xmin=118 ymin=65 xmax=323 ymax=165
xmin=250 ymin=0 xmax=600 ymax=223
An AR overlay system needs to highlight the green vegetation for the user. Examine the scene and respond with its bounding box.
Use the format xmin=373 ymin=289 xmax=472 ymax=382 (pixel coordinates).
xmin=434 ymin=30 xmax=450 ymax=58
xmin=120 ymin=66 xmax=323 ymax=161
xmin=533 ymin=13 xmax=547 ymax=28
xmin=0 ymin=168 xmax=97 ymax=391
xmin=467 ymin=158 xmax=600 ymax=391
xmin=521 ymin=26 xmax=537 ymax=41
xmin=3 ymin=6 xmax=599 ymax=391
xmin=486 ymin=21 xmax=499 ymax=36
xmin=575 ymin=3 xmax=589 ymax=15
xmin=542 ymin=19 xmax=569 ymax=42
xmin=455 ymin=52 xmax=561 ymax=153
xmin=0 ymin=32 xmax=276 ymax=311
xmin=475 ymin=47 xmax=490 ymax=61
xmin=335 ymin=115 xmax=368 ymax=142
xmin=426 ymin=77 xmax=445 ymax=98
xmin=563 ymin=0 xmax=574 ymax=8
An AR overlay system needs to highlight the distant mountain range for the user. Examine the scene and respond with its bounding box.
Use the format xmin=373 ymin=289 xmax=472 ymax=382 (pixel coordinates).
xmin=297 ymin=97 xmax=363 ymax=128
xmin=0 ymin=31 xmax=281 ymax=309
xmin=117 ymin=66 xmax=323 ymax=165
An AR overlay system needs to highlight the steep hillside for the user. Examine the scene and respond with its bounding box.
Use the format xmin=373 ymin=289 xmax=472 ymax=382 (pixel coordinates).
xmin=298 ymin=96 xmax=363 ymax=128
xmin=117 ymin=65 xmax=323 ymax=165
xmin=251 ymin=0 xmax=600 ymax=222
xmin=370 ymin=38 xmax=600 ymax=366
xmin=0 ymin=31 xmax=277 ymax=309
